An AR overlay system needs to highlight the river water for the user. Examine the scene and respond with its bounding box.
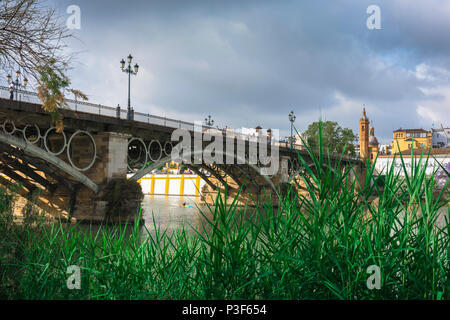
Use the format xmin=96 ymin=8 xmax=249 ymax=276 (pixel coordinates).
xmin=141 ymin=195 xmax=207 ymax=233
xmin=139 ymin=195 xmax=448 ymax=237
xmin=74 ymin=195 xmax=448 ymax=239
xmin=68 ymin=194 xmax=449 ymax=249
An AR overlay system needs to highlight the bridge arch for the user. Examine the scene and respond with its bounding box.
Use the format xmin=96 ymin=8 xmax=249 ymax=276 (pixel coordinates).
xmin=0 ymin=131 xmax=99 ymax=193
xmin=129 ymin=149 xmax=279 ymax=196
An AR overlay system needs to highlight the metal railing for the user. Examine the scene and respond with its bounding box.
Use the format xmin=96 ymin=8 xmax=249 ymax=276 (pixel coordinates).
xmin=0 ymin=86 xmax=358 ymax=161
xmin=0 ymin=85 xmax=200 ymax=131
xmin=0 ymin=85 xmax=269 ymax=140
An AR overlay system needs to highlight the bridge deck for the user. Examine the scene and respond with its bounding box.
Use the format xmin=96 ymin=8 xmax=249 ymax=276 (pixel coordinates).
xmin=0 ymin=93 xmax=360 ymax=164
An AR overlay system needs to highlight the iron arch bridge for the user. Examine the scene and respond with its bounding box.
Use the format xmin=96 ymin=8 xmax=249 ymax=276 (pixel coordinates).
xmin=0 ymin=115 xmax=283 ymax=199
xmin=0 ymin=94 xmax=362 ymax=218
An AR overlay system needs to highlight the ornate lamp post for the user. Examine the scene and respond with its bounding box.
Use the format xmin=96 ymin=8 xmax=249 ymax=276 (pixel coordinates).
xmin=288 ymin=110 xmax=296 ymax=149
xmin=204 ymin=115 xmax=214 ymax=127
xmin=120 ymin=54 xmax=139 ymax=121
xmin=7 ymin=70 xmax=28 ymax=101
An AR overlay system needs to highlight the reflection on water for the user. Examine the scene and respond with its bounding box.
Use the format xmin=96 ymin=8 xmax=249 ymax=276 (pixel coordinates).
xmin=74 ymin=196 xmax=211 ymax=239
xmin=141 ymin=195 xmax=207 ymax=233
xmin=74 ymin=195 xmax=448 ymax=241
xmin=140 ymin=196 xmax=449 ymax=233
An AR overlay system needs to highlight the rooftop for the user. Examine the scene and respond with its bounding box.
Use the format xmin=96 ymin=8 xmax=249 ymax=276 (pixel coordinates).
xmin=379 ymin=147 xmax=450 ymax=157
xmin=393 ymin=128 xmax=429 ymax=133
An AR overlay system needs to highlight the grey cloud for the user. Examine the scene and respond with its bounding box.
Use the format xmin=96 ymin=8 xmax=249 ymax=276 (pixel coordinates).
xmin=51 ymin=0 xmax=450 ymax=142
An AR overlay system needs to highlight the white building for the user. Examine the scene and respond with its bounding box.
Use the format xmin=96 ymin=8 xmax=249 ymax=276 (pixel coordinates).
xmin=432 ymin=127 xmax=450 ymax=148
xmin=375 ymin=153 xmax=450 ymax=177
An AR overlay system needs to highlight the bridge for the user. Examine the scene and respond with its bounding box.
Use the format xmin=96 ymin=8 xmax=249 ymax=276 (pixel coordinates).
xmin=0 ymin=86 xmax=362 ymax=221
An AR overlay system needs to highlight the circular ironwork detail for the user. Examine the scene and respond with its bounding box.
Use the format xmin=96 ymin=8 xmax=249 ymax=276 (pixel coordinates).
xmin=148 ymin=140 xmax=162 ymax=162
xmin=2 ymin=120 xmax=16 ymax=135
xmin=44 ymin=127 xmax=67 ymax=156
xmin=67 ymin=130 xmax=97 ymax=172
xmin=128 ymin=138 xmax=148 ymax=171
xmin=22 ymin=124 xmax=41 ymax=144
xmin=163 ymin=141 xmax=173 ymax=157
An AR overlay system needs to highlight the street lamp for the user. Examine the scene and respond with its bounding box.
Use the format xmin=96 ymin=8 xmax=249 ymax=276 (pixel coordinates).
xmin=120 ymin=54 xmax=139 ymax=121
xmin=6 ymin=70 xmax=28 ymax=101
xmin=204 ymin=115 xmax=214 ymax=127
xmin=288 ymin=111 xmax=296 ymax=149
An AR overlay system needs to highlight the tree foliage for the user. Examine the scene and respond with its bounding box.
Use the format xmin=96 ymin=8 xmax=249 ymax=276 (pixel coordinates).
xmin=0 ymin=0 xmax=87 ymax=130
xmin=36 ymin=60 xmax=87 ymax=131
xmin=303 ymin=120 xmax=357 ymax=156
xmin=0 ymin=0 xmax=69 ymax=80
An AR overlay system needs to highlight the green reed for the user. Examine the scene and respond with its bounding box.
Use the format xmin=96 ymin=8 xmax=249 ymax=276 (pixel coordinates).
xmin=0 ymin=124 xmax=448 ymax=300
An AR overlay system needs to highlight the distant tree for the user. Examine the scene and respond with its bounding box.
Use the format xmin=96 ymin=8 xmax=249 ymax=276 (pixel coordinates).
xmin=0 ymin=0 xmax=86 ymax=131
xmin=303 ymin=121 xmax=357 ymax=156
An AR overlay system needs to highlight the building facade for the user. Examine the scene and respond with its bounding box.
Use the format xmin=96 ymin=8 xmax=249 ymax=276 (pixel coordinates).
xmin=392 ymin=128 xmax=432 ymax=154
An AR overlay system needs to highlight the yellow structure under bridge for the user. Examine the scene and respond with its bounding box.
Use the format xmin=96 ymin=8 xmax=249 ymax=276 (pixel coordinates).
xmin=135 ymin=174 xmax=205 ymax=196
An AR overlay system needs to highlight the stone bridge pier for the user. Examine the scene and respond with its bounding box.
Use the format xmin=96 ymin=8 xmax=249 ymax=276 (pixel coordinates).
xmin=72 ymin=132 xmax=130 ymax=221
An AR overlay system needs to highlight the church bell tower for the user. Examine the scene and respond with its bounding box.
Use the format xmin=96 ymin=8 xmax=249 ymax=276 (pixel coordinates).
xmin=359 ymin=106 xmax=370 ymax=161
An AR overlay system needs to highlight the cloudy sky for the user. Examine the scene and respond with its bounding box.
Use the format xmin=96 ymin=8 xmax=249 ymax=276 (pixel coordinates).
xmin=48 ymin=0 xmax=450 ymax=143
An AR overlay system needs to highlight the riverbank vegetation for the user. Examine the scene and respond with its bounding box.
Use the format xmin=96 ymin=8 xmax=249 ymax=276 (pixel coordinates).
xmin=0 ymin=131 xmax=448 ymax=300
